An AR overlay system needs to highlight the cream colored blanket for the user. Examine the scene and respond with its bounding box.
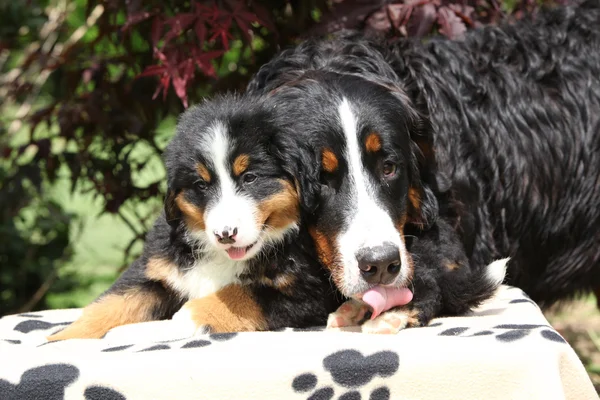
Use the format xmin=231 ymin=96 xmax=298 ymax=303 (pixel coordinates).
xmin=0 ymin=285 xmax=596 ymax=400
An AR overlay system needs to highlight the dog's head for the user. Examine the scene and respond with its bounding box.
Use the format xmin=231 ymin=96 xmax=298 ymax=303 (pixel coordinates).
xmin=164 ymin=94 xmax=302 ymax=261
xmin=269 ymin=71 xmax=438 ymax=297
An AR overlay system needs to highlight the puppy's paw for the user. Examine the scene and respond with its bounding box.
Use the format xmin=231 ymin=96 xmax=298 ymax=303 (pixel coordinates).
xmin=171 ymin=305 xmax=212 ymax=337
xmin=326 ymin=299 xmax=371 ymax=329
xmin=361 ymin=308 xmax=420 ymax=334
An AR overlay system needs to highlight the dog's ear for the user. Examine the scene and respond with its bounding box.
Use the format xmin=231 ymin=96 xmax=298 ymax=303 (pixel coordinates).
xmin=406 ymin=115 xmax=439 ymax=230
xmin=268 ymin=136 xmax=321 ymax=216
xmin=164 ymin=188 xmax=182 ymax=227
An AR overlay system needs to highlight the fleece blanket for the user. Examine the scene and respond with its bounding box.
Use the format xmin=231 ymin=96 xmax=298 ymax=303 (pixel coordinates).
xmin=0 ymin=285 xmax=596 ymax=400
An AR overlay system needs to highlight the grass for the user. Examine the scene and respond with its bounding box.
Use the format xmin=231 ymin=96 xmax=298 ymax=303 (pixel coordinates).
xmin=544 ymin=296 xmax=600 ymax=394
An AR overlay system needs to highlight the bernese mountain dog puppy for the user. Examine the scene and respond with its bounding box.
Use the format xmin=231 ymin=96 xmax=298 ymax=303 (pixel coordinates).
xmin=247 ymin=1 xmax=600 ymax=330
xmin=47 ymin=94 xmax=341 ymax=341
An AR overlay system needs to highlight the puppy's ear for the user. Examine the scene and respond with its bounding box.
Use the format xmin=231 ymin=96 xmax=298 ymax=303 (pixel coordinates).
xmin=268 ymin=138 xmax=321 ymax=216
xmin=164 ymin=188 xmax=182 ymax=227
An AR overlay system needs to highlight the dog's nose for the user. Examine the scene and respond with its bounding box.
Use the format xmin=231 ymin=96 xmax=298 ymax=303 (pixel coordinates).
xmin=214 ymin=226 xmax=238 ymax=244
xmin=356 ymin=244 xmax=401 ymax=285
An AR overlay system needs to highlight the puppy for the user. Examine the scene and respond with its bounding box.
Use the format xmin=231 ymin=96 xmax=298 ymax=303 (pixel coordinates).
xmin=47 ymin=94 xmax=341 ymax=341
xmin=248 ymin=1 xmax=600 ymax=331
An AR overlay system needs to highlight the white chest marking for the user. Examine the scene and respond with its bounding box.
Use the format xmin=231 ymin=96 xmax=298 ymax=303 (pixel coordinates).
xmin=166 ymin=254 xmax=247 ymax=299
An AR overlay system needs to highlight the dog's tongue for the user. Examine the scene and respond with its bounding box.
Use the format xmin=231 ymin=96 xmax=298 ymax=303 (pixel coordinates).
xmin=361 ymin=286 xmax=413 ymax=320
xmin=226 ymin=247 xmax=247 ymax=260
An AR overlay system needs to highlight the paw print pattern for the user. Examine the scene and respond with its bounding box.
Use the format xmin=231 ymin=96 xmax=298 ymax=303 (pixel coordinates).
xmin=96 ymin=330 xmax=238 ymax=353
xmin=291 ymin=349 xmax=397 ymax=400
xmin=435 ymin=323 xmax=566 ymax=344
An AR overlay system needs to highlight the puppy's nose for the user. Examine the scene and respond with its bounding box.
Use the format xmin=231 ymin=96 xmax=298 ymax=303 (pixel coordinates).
xmin=214 ymin=226 xmax=238 ymax=244
xmin=356 ymin=244 xmax=401 ymax=285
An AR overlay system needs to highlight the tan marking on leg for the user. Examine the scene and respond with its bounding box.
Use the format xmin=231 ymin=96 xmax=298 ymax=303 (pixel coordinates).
xmin=177 ymin=284 xmax=267 ymax=332
xmin=257 ymin=179 xmax=300 ymax=229
xmin=196 ymin=163 xmax=211 ymax=183
xmin=47 ymin=291 xmax=159 ymax=341
xmin=175 ymin=192 xmax=206 ymax=231
xmin=232 ymin=154 xmax=250 ymax=177
xmin=364 ymin=132 xmax=382 ymax=153
xmin=257 ymin=273 xmax=296 ymax=295
xmin=446 ymin=262 xmax=460 ymax=271
xmin=146 ymin=257 xmax=178 ymax=282
xmin=322 ymin=148 xmax=338 ymax=173
xmin=361 ymin=307 xmax=420 ymax=334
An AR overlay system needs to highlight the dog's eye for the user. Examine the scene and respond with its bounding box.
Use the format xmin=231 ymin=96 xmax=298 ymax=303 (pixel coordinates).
xmin=242 ymin=173 xmax=257 ymax=184
xmin=195 ymin=180 xmax=208 ymax=190
xmin=382 ymin=161 xmax=397 ymax=178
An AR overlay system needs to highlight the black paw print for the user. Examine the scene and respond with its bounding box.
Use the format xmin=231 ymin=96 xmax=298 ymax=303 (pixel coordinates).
xmin=436 ymin=323 xmax=566 ymax=344
xmin=292 ymin=349 xmax=398 ymax=400
xmin=98 ymin=331 xmax=238 ymax=353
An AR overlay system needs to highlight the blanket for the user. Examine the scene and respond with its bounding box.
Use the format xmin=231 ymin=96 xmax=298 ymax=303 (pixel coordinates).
xmin=0 ymin=285 xmax=596 ymax=400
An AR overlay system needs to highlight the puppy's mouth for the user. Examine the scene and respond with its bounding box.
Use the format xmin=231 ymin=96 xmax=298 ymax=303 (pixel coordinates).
xmin=225 ymin=242 xmax=257 ymax=260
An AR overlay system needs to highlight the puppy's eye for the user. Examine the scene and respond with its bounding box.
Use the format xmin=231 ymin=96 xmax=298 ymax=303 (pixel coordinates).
xmin=382 ymin=161 xmax=397 ymax=178
xmin=196 ymin=180 xmax=208 ymax=190
xmin=242 ymin=173 xmax=257 ymax=184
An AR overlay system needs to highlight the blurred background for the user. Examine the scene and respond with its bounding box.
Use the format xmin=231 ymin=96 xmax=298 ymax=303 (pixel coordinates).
xmin=0 ymin=0 xmax=596 ymax=390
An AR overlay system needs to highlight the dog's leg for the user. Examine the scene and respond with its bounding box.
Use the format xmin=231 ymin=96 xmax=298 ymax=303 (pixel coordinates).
xmin=172 ymin=284 xmax=268 ymax=334
xmin=360 ymin=306 xmax=423 ymax=334
xmin=326 ymin=299 xmax=372 ymax=329
xmin=47 ymin=287 xmax=171 ymax=341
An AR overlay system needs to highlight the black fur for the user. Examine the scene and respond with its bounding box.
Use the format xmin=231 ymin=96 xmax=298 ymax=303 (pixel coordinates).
xmin=248 ymin=1 xmax=600 ymax=314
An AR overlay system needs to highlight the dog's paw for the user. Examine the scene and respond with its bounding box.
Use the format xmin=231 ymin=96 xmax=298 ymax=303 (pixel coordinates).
xmin=361 ymin=308 xmax=419 ymax=334
xmin=326 ymin=299 xmax=371 ymax=329
xmin=171 ymin=305 xmax=211 ymax=337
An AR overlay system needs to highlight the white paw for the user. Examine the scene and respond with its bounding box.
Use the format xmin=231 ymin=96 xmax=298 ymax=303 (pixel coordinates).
xmin=172 ymin=307 xmax=210 ymax=337
xmin=326 ymin=299 xmax=371 ymax=330
xmin=361 ymin=309 xmax=416 ymax=334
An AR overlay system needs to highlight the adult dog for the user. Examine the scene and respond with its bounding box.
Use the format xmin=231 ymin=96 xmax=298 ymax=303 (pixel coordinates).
xmin=48 ymin=94 xmax=341 ymax=341
xmin=246 ymin=0 xmax=600 ymax=330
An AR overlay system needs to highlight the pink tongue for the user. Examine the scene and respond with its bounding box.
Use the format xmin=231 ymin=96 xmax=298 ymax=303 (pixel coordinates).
xmin=226 ymin=247 xmax=247 ymax=260
xmin=361 ymin=286 xmax=413 ymax=320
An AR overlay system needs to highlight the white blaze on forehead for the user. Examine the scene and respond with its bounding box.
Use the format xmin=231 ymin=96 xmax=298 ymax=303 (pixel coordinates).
xmin=201 ymin=122 xmax=259 ymax=247
xmin=336 ymin=98 xmax=411 ymax=294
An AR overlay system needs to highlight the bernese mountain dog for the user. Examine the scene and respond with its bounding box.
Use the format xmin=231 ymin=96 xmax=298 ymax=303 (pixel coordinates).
xmin=246 ymin=1 xmax=600 ymax=330
xmin=47 ymin=94 xmax=342 ymax=341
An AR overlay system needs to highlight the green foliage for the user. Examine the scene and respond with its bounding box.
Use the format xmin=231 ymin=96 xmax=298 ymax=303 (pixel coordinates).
xmin=0 ymin=0 xmax=562 ymax=315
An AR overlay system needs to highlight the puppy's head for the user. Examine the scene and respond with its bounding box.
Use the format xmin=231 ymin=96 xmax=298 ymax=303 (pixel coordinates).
xmin=164 ymin=94 xmax=301 ymax=261
xmin=270 ymin=72 xmax=438 ymax=297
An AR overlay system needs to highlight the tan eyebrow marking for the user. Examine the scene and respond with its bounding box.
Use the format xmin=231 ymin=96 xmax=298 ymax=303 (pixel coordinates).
xmin=365 ymin=132 xmax=382 ymax=153
xmin=196 ymin=163 xmax=211 ymax=182
xmin=322 ymin=148 xmax=339 ymax=173
xmin=233 ymin=154 xmax=250 ymax=177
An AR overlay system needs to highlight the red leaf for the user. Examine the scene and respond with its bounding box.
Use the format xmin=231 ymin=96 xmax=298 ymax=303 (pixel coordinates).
xmin=195 ymin=20 xmax=207 ymax=48
xmin=137 ymin=64 xmax=167 ymax=78
xmin=233 ymin=14 xmax=254 ymax=44
xmin=437 ymin=6 xmax=466 ymax=39
xmin=151 ymin=16 xmax=163 ymax=45
xmin=164 ymin=13 xmax=197 ymax=44
xmin=209 ymin=21 xmax=233 ymax=50
xmin=408 ymin=3 xmax=437 ymax=37
xmin=192 ymin=49 xmax=224 ymax=78
xmin=387 ymin=4 xmax=410 ymax=29
xmin=448 ymin=4 xmax=476 ymax=27
xmin=366 ymin=8 xmax=391 ymax=32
